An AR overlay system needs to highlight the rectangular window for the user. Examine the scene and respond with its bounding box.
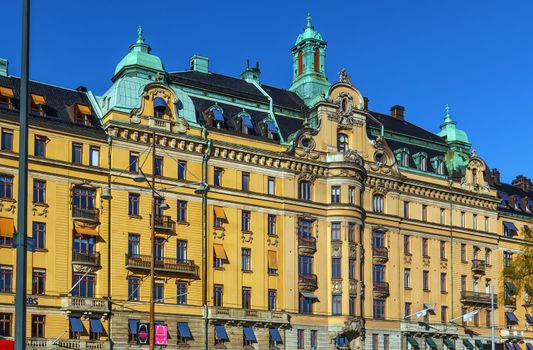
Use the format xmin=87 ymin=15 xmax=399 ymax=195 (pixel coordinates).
xmin=403 ymin=235 xmax=410 ymax=255
xmin=0 ymin=313 xmax=11 ymax=337
xmin=154 ymin=156 xmax=163 ymax=176
xmin=440 ymin=208 xmax=445 ymax=224
xmin=1 ymin=129 xmax=13 ymax=151
xmin=373 ymin=299 xmax=385 ymax=319
xmin=154 ymin=281 xmax=164 ymax=303
xmin=129 ymin=152 xmax=139 ymax=173
xmin=214 ymin=284 xmax=223 ymax=307
xmin=299 ymin=294 xmax=314 ymax=313
xmin=72 ymin=143 xmax=82 ymax=164
xmin=128 ymin=234 xmax=140 ymax=258
xmin=242 ymin=287 xmax=251 ymax=309
xmin=422 ymin=238 xmax=429 ymax=257
xmin=310 ymin=330 xmax=317 ymax=350
xmin=349 ymin=258 xmax=356 ymax=280
xmin=384 ymin=334 xmax=390 ymax=350
xmin=461 ymin=244 xmax=467 ymax=262
xmin=404 ymin=268 xmax=411 ymax=288
xmin=177 ymin=282 xmax=187 ymax=305
xmin=373 ymin=264 xmax=385 ymax=283
xmin=177 ymin=240 xmax=187 ymax=262
xmin=373 ymin=195 xmax=384 ymax=213
xmin=461 ymin=275 xmax=466 ymax=292
xmin=267 ymin=214 xmax=277 ymax=236
xmin=242 ymin=248 xmax=251 ymax=272
xmin=331 ymin=222 xmax=341 ymax=241
xmin=440 ymin=273 xmax=447 ymax=293
xmin=32 ymin=222 xmax=46 ymax=249
xmin=461 ymin=211 xmax=465 ymax=228
xmin=348 ymin=223 xmax=356 ymax=242
xmin=128 ymin=193 xmax=139 ymax=216
xmin=33 ymin=179 xmax=46 ymax=204
xmin=503 ymin=251 xmax=512 ymax=268
xmin=213 ymin=167 xmax=223 ymax=187
xmin=72 ymin=273 xmax=95 ymax=297
xmin=486 ymin=309 xmax=491 ymax=326
xmin=298 ymin=219 xmax=313 ymax=239
xmin=423 ymin=270 xmax=429 ymax=291
xmin=372 ymin=334 xmax=379 ymax=350
xmin=241 ymin=210 xmax=251 ymax=232
xmin=332 ymin=294 xmax=342 ymax=315
xmin=485 ymin=249 xmax=491 ymax=265
xmin=440 ymin=241 xmax=446 ymax=260
xmin=473 ymin=214 xmax=478 ymax=230
xmin=349 ymin=296 xmax=356 ymax=316
xmin=177 ymin=160 xmax=187 ymax=180
xmin=405 ymin=302 xmax=412 ymax=320
xmin=154 ymin=237 xmax=164 ymax=261
xmin=268 ymin=289 xmax=277 ymax=311
xmin=177 ymin=200 xmax=187 ymax=223
xmin=404 ymin=201 xmax=409 ymax=219
xmin=267 ymin=176 xmax=275 ymax=195
xmin=297 ymin=329 xmax=304 ymax=349
xmin=298 ymin=255 xmax=314 ymax=275
xmin=348 ymin=186 xmax=355 ymax=204
xmin=422 ymin=204 xmax=427 ymax=222
xmin=484 ymin=216 xmax=489 ymax=232
xmin=0 ymin=175 xmax=12 ymax=199
xmin=89 ymin=146 xmax=99 ymax=167
xmin=441 ymin=306 xmax=448 ymax=323
xmin=128 ymin=276 xmax=140 ymax=301
xmin=32 ymin=269 xmax=46 ymax=295
xmin=331 ymin=185 xmax=341 ymax=203
xmin=31 ymin=315 xmax=45 ymax=338
xmin=332 ymin=257 xmax=341 ymax=279
xmin=372 ymin=231 xmax=385 ymax=248
xmin=34 ymin=135 xmax=46 ymax=157
xmin=242 ymin=172 xmax=250 ymax=192
xmin=298 ymin=180 xmax=312 ymax=200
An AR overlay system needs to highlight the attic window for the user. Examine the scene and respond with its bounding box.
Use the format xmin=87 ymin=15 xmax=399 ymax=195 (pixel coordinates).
xmin=395 ymin=148 xmax=410 ymax=167
xmin=0 ymin=86 xmax=14 ymax=110
xmin=264 ymin=119 xmax=279 ymax=140
xmin=498 ymin=192 xmax=509 ymax=207
xmin=153 ymin=98 xmax=167 ymax=119
xmin=30 ymin=94 xmax=46 ymax=117
xmin=414 ymin=153 xmax=428 ymax=171
xmin=75 ymin=104 xmax=93 ymax=126
xmin=435 ymin=159 xmax=445 ymax=175
xmin=207 ymin=106 xmax=225 ymax=129
xmin=238 ymin=112 xmax=254 ymax=135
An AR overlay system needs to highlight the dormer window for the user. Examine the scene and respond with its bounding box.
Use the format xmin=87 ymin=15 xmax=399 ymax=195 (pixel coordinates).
xmin=419 ymin=154 xmax=427 ymax=171
xmin=436 ymin=159 xmax=445 ymax=175
xmin=498 ymin=192 xmax=509 ymax=208
xmin=264 ymin=119 xmax=279 ymax=140
xmin=337 ymin=133 xmax=348 ymax=153
xmin=30 ymin=94 xmax=46 ymax=117
xmin=395 ymin=148 xmax=410 ymax=167
xmin=238 ymin=112 xmax=254 ymax=135
xmin=207 ymin=106 xmax=225 ymax=129
xmin=153 ymin=98 xmax=167 ymax=119
xmin=75 ymin=104 xmax=93 ymax=126
xmin=0 ymin=86 xmax=14 ymax=110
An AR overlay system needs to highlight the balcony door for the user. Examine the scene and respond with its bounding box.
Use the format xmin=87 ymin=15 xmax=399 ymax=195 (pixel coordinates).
xmin=154 ymin=237 xmax=164 ymax=262
xmin=73 ymin=187 xmax=95 ymax=210
xmin=73 ymin=235 xmax=95 ymax=254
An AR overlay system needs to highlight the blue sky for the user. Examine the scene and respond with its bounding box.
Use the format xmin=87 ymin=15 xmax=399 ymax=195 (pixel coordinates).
xmin=3 ymin=0 xmax=532 ymax=182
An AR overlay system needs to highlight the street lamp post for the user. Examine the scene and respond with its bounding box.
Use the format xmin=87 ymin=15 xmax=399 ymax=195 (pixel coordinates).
xmin=149 ymin=132 xmax=157 ymax=350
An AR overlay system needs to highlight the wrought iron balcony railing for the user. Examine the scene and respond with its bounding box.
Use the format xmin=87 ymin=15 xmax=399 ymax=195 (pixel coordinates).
xmin=125 ymin=254 xmax=199 ymax=277
xmin=151 ymin=215 xmax=175 ymax=232
xmin=372 ymin=246 xmax=389 ymax=262
xmin=72 ymin=207 xmax=99 ymax=222
xmin=471 ymin=259 xmax=486 ymax=274
xmin=72 ymin=250 xmax=100 ymax=266
xmin=298 ymin=273 xmax=318 ymax=290
xmin=298 ymin=236 xmax=317 ymax=254
xmin=461 ymin=291 xmax=496 ymax=305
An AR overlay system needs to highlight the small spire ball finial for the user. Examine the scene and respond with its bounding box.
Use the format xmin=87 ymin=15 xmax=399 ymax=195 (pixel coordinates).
xmin=137 ymin=25 xmax=144 ymax=43
xmin=306 ymin=13 xmax=312 ymax=28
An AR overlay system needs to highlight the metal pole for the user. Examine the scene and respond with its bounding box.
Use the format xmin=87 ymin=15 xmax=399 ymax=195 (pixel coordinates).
xmin=107 ymin=136 xmax=113 ymax=349
xmin=15 ymin=0 xmax=30 ymax=348
xmin=491 ymin=286 xmax=495 ymax=350
xmin=149 ymin=132 xmax=156 ymax=350
xmin=202 ymin=137 xmax=212 ymax=350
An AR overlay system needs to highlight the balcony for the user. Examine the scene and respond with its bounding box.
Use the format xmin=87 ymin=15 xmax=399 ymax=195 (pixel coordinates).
xmin=298 ymin=273 xmax=318 ymax=291
xmin=373 ymin=281 xmax=390 ymax=298
xmin=27 ymin=339 xmax=110 ymax=349
xmin=504 ymin=296 xmax=517 ymax=308
xmin=148 ymin=117 xmax=172 ymax=131
xmin=298 ymin=236 xmax=317 ymax=254
xmin=372 ymin=246 xmax=388 ymax=263
xmin=72 ymin=251 xmax=100 ymax=267
xmin=208 ymin=307 xmax=289 ymax=324
xmin=151 ymin=215 xmax=175 ymax=232
xmin=471 ymin=259 xmax=486 ymax=274
xmin=125 ymin=254 xmax=199 ymax=277
xmin=72 ymin=207 xmax=99 ymax=223
xmin=500 ymin=329 xmax=524 ymax=340
xmin=60 ymin=296 xmax=109 ymax=313
xmin=461 ymin=291 xmax=496 ymax=306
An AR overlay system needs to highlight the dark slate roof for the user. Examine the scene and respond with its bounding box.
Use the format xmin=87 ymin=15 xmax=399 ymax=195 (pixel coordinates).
xmin=494 ymin=181 xmax=533 ymax=217
xmin=386 ymin=139 xmax=449 ymax=176
xmin=0 ymin=75 xmax=106 ymax=138
xmin=367 ymin=111 xmax=447 ymax=145
xmin=169 ymin=71 xmax=307 ymax=112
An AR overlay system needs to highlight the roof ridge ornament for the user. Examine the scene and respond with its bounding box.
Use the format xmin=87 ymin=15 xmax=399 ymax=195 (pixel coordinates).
xmin=137 ymin=25 xmax=144 ymax=44
xmin=306 ymin=13 xmax=313 ymax=28
xmin=338 ymin=68 xmax=351 ymax=83
xmin=444 ymin=103 xmax=453 ymax=123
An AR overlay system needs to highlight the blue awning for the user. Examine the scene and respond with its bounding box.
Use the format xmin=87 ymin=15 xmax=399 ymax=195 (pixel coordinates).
xmin=89 ymin=318 xmax=103 ymax=333
xmin=69 ymin=317 xmax=83 ymax=333
xmin=177 ymin=322 xmax=192 ymax=338
xmin=243 ymin=326 xmax=257 ymax=342
xmin=269 ymin=328 xmax=282 ymax=342
xmin=154 ymin=97 xmax=167 ymax=108
xmin=265 ymin=119 xmax=279 ymax=134
xmin=505 ymin=311 xmax=519 ymax=324
xmin=212 ymin=108 xmax=225 ymax=122
xmin=128 ymin=319 xmax=139 ymax=334
xmin=526 ymin=343 xmax=533 ymax=350
xmin=215 ymin=324 xmax=229 ymax=340
xmin=527 ymin=314 xmax=533 ymax=324
xmin=505 ymin=343 xmax=515 ymax=350
xmin=241 ymin=114 xmax=253 ymax=129
xmin=503 ymin=221 xmax=518 ymax=231
xmin=336 ymin=335 xmax=349 ymax=346
xmin=513 ymin=343 xmax=522 ymax=350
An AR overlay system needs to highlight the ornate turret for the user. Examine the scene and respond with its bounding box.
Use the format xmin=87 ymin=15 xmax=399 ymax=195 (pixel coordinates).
xmin=112 ymin=26 xmax=165 ymax=82
xmin=437 ymin=104 xmax=471 ymax=173
xmin=289 ymin=15 xmax=330 ymax=107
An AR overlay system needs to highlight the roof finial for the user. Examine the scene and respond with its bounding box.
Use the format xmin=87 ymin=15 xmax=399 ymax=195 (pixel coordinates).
xmin=137 ymin=25 xmax=144 ymax=43
xmin=444 ymin=103 xmax=453 ymax=122
xmin=306 ymin=13 xmax=312 ymax=28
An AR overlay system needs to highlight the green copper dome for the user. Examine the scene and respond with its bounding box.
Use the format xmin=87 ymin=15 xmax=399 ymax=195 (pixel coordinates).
xmin=437 ymin=104 xmax=470 ymax=144
xmin=294 ymin=14 xmax=324 ymax=45
xmin=114 ymin=26 xmax=164 ymax=76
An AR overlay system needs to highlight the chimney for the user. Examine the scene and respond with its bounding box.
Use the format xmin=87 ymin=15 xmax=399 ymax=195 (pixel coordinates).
xmin=190 ymin=55 xmax=209 ymax=73
xmin=240 ymin=60 xmax=261 ymax=83
xmin=76 ymin=86 xmax=88 ymax=93
xmin=0 ymin=58 xmax=8 ymax=77
xmin=363 ymin=97 xmax=369 ymax=111
xmin=491 ymin=168 xmax=501 ymax=185
xmin=390 ymin=105 xmax=405 ymax=120
xmin=512 ymin=175 xmax=532 ymax=192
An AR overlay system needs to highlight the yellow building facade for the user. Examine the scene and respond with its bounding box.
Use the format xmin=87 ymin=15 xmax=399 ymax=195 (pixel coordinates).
xmin=0 ymin=19 xmax=531 ymax=350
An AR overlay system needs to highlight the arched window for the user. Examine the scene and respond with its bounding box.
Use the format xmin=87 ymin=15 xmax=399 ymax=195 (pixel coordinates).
xmin=314 ymin=48 xmax=320 ymax=73
xmin=297 ymin=50 xmax=303 ymax=75
xmin=209 ymin=106 xmax=225 ymax=129
xmin=337 ymin=133 xmax=348 ymax=153
xmin=298 ymin=180 xmax=312 ymax=201
xmin=372 ymin=194 xmax=384 ymax=213
xmin=153 ymin=98 xmax=167 ymax=119
xmin=436 ymin=159 xmax=445 ymax=175
xmin=419 ymin=154 xmax=427 ymax=171
xmin=402 ymin=152 xmax=410 ymax=167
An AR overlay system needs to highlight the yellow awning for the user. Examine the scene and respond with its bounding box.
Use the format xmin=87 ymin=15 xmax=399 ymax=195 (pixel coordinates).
xmin=76 ymin=104 xmax=92 ymax=115
xmin=31 ymin=94 xmax=46 ymax=105
xmin=268 ymin=250 xmax=278 ymax=269
xmin=74 ymin=224 xmax=98 ymax=236
xmin=213 ymin=207 xmax=226 ymax=220
xmin=0 ymin=86 xmax=14 ymax=98
xmin=213 ymin=244 xmax=228 ymax=260
xmin=0 ymin=218 xmax=15 ymax=237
